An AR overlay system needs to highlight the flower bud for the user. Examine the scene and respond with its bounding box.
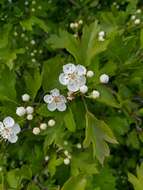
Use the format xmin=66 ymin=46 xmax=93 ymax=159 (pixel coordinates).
xmin=134 ymin=19 xmax=141 ymax=25
xmin=27 ymin=114 xmax=33 ymax=120
xmin=86 ymin=70 xmax=94 ymax=78
xmin=48 ymin=119 xmax=56 ymax=127
xmin=91 ymin=90 xmax=100 ymax=99
xmin=26 ymin=106 xmax=34 ymax=114
xmin=16 ymin=107 xmax=26 ymax=117
xmin=33 ymin=127 xmax=40 ymax=135
xmin=64 ymin=158 xmax=70 ymax=165
xmin=100 ymin=74 xmax=109 ymax=83
xmin=22 ymin=94 xmax=30 ymax=102
xmin=79 ymin=85 xmax=88 ymax=94
xmin=40 ymin=123 xmax=47 ymax=130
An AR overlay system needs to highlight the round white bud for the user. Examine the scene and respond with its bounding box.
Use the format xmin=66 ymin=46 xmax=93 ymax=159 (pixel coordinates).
xmin=73 ymin=33 xmax=78 ymax=38
xmin=32 ymin=127 xmax=40 ymax=135
xmin=74 ymin=22 xmax=79 ymax=28
xmin=40 ymin=123 xmax=47 ymax=130
xmin=78 ymin=19 xmax=83 ymax=25
xmin=131 ymin=15 xmax=136 ymax=20
xmin=26 ymin=106 xmax=34 ymax=114
xmin=22 ymin=94 xmax=30 ymax=102
xmin=136 ymin=9 xmax=141 ymax=14
xmin=100 ymin=74 xmax=109 ymax=83
xmin=134 ymin=19 xmax=141 ymax=25
xmin=79 ymin=85 xmax=88 ymax=94
xmin=45 ymin=156 xmax=50 ymax=161
xmin=98 ymin=36 xmax=105 ymax=42
xmin=27 ymin=114 xmax=33 ymax=120
xmin=16 ymin=107 xmax=26 ymax=117
xmin=64 ymin=158 xmax=70 ymax=165
xmin=70 ymin=22 xmax=75 ymax=29
xmin=86 ymin=70 xmax=94 ymax=78
xmin=31 ymin=8 xmax=35 ymax=12
xmin=32 ymin=58 xmax=36 ymax=62
xmin=76 ymin=143 xmax=82 ymax=149
xmin=48 ymin=119 xmax=56 ymax=127
xmin=64 ymin=150 xmax=69 ymax=156
xmin=91 ymin=90 xmax=100 ymax=99
xmin=99 ymin=31 xmax=105 ymax=37
xmin=31 ymin=40 xmax=36 ymax=45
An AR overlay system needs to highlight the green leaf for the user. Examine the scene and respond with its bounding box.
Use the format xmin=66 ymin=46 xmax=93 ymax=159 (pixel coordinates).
xmin=140 ymin=29 xmax=143 ymax=49
xmin=128 ymin=163 xmax=143 ymax=190
xmin=83 ymin=111 xmax=118 ymax=164
xmin=61 ymin=175 xmax=87 ymax=190
xmin=0 ymin=67 xmax=16 ymax=101
xmin=96 ymin=85 xmax=120 ymax=108
xmin=7 ymin=169 xmax=21 ymax=189
xmin=27 ymin=183 xmax=40 ymax=190
xmin=42 ymin=56 xmax=64 ymax=92
xmin=24 ymin=69 xmax=42 ymax=99
xmin=20 ymin=16 xmax=49 ymax=33
xmin=0 ymin=24 xmax=12 ymax=49
xmin=64 ymin=107 xmax=76 ymax=132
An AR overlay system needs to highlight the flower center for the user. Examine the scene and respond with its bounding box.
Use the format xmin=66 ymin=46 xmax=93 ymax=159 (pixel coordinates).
xmin=54 ymin=96 xmax=61 ymax=103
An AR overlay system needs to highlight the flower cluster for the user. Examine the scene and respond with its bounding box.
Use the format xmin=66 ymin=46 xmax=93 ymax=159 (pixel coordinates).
xmin=131 ymin=9 xmax=142 ymax=25
xmin=0 ymin=117 xmax=21 ymax=143
xmin=16 ymin=94 xmax=34 ymax=120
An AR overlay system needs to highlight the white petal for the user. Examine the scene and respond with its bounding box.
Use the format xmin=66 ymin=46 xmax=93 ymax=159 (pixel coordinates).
xmin=76 ymin=65 xmax=86 ymax=76
xmin=57 ymin=102 xmax=67 ymax=112
xmin=60 ymin=95 xmax=67 ymax=103
xmin=78 ymin=76 xmax=86 ymax=87
xmin=47 ymin=102 xmax=57 ymax=111
xmin=0 ymin=122 xmax=4 ymax=130
xmin=59 ymin=73 xmax=69 ymax=85
xmin=63 ymin=63 xmax=76 ymax=74
xmin=44 ymin=95 xmax=53 ymax=103
xmin=50 ymin=88 xmax=60 ymax=96
xmin=67 ymin=81 xmax=79 ymax=92
xmin=3 ymin=117 xmax=15 ymax=128
xmin=8 ymin=134 xmax=18 ymax=143
xmin=13 ymin=124 xmax=21 ymax=134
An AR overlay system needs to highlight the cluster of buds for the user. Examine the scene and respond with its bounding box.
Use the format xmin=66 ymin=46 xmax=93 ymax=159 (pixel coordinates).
xmin=63 ymin=150 xmax=72 ymax=165
xmin=70 ymin=19 xmax=83 ymax=30
xmin=32 ymin=119 xmax=56 ymax=135
xmin=131 ymin=9 xmax=142 ymax=25
xmin=16 ymin=94 xmax=34 ymax=120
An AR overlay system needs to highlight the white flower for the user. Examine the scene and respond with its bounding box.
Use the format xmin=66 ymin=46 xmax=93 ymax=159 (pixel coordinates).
xmin=22 ymin=94 xmax=30 ymax=102
xmin=134 ymin=19 xmax=141 ymax=25
xmin=40 ymin=123 xmax=47 ymax=130
xmin=45 ymin=155 xmax=50 ymax=161
xmin=100 ymin=74 xmax=109 ymax=83
xmin=27 ymin=114 xmax=33 ymax=120
xmin=64 ymin=150 xmax=69 ymax=156
xmin=16 ymin=107 xmax=26 ymax=117
xmin=33 ymin=127 xmax=40 ymax=135
xmin=64 ymin=158 xmax=70 ymax=165
xmin=79 ymin=85 xmax=88 ymax=94
xmin=74 ymin=22 xmax=79 ymax=28
xmin=91 ymin=90 xmax=100 ymax=99
xmin=0 ymin=117 xmax=21 ymax=143
xmin=59 ymin=63 xmax=87 ymax=92
xmin=26 ymin=106 xmax=34 ymax=114
xmin=31 ymin=40 xmax=35 ymax=45
xmin=86 ymin=70 xmax=94 ymax=78
xmin=48 ymin=119 xmax=56 ymax=127
xmin=44 ymin=89 xmax=67 ymax=112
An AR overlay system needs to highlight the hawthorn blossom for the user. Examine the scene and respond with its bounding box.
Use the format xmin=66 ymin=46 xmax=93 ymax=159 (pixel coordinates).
xmin=44 ymin=89 xmax=67 ymax=112
xmin=59 ymin=63 xmax=87 ymax=92
xmin=0 ymin=117 xmax=21 ymax=143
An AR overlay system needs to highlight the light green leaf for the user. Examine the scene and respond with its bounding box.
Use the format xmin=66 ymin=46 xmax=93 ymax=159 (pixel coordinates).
xmin=27 ymin=183 xmax=40 ymax=190
xmin=0 ymin=24 xmax=12 ymax=49
xmin=128 ymin=163 xmax=143 ymax=190
xmin=83 ymin=111 xmax=118 ymax=164
xmin=96 ymin=85 xmax=120 ymax=108
xmin=24 ymin=69 xmax=42 ymax=99
xmin=61 ymin=175 xmax=87 ymax=190
xmin=64 ymin=107 xmax=76 ymax=132
xmin=0 ymin=67 xmax=16 ymax=101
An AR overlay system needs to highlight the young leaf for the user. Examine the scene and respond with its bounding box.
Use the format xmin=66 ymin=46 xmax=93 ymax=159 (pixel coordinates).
xmin=83 ymin=111 xmax=118 ymax=164
xmin=61 ymin=175 xmax=87 ymax=190
xmin=64 ymin=107 xmax=76 ymax=132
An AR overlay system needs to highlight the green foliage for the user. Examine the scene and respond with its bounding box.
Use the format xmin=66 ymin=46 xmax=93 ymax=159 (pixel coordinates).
xmin=0 ymin=0 xmax=143 ymax=189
